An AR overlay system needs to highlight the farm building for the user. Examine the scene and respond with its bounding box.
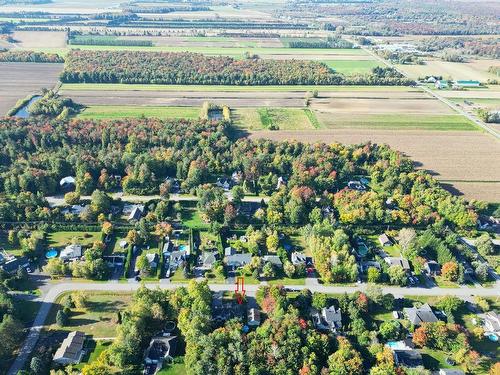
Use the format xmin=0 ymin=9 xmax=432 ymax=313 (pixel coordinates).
xmin=455 ymin=80 xmax=481 ymax=87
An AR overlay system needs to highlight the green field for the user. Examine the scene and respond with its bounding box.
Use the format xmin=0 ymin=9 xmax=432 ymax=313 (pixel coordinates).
xmin=316 ymin=113 xmax=480 ymax=131
xmin=47 ymin=231 xmax=102 ymax=249
xmin=233 ymin=108 xmax=315 ymax=130
xmin=78 ymin=106 xmax=200 ymax=120
xmin=61 ymin=83 xmax=414 ymax=92
xmin=323 ymin=60 xmax=381 ymax=74
xmin=26 ymin=45 xmax=369 ymax=57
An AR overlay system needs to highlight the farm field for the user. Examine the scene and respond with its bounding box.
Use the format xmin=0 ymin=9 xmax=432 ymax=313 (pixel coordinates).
xmin=397 ymin=59 xmax=499 ymax=82
xmin=0 ymin=62 xmax=63 ymax=115
xmin=323 ymin=60 xmax=382 ymax=74
xmin=11 ymin=30 xmax=67 ymax=48
xmin=232 ymin=108 xmax=315 ymax=130
xmin=247 ymin=129 xmax=500 ymax=201
xmin=0 ymin=0 xmax=123 ymax=13
xmin=78 ymin=105 xmax=200 ymax=120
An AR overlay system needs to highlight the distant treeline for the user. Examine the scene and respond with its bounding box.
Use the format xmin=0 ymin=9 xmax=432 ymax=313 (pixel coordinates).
xmin=0 ymin=50 xmax=64 ymax=63
xmin=117 ymin=20 xmax=310 ymax=29
xmin=0 ymin=0 xmax=51 ymax=4
xmin=60 ymin=50 xmax=413 ymax=86
xmin=69 ymin=35 xmax=153 ymax=47
xmin=123 ymin=5 xmax=210 ymax=13
xmin=288 ymin=37 xmax=355 ymax=49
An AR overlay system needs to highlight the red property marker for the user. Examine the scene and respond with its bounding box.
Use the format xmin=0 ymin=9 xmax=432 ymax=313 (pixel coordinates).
xmin=235 ymin=276 xmax=245 ymax=304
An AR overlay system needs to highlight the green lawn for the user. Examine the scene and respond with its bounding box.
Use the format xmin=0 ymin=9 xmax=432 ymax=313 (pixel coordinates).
xmin=323 ymin=60 xmax=381 ymax=74
xmin=46 ymin=292 xmax=131 ymax=338
xmin=60 ymin=83 xmax=414 ymax=92
xmin=47 ymin=231 xmax=102 ymax=249
xmin=78 ymin=105 xmax=200 ymax=120
xmin=268 ymin=277 xmax=306 ymax=285
xmin=157 ymin=357 xmax=187 ymax=375
xmin=233 ymin=107 xmax=314 ymax=130
xmin=181 ymin=208 xmax=208 ymax=229
xmin=75 ymin=340 xmax=113 ymax=370
xmin=317 ymin=113 xmax=480 ymax=131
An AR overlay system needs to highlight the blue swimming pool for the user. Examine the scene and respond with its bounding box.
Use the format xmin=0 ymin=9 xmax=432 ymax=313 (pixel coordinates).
xmin=179 ymin=245 xmax=188 ymax=252
xmin=46 ymin=249 xmax=58 ymax=259
xmin=488 ymin=334 xmax=498 ymax=342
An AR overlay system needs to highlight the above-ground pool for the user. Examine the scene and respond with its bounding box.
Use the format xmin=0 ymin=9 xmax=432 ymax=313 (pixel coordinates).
xmin=488 ymin=334 xmax=498 ymax=342
xmin=46 ymin=249 xmax=58 ymax=259
xmin=179 ymin=244 xmax=188 ymax=252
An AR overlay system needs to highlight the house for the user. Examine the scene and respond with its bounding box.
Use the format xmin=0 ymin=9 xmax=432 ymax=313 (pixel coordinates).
xmin=247 ymin=308 xmax=261 ymax=327
xmin=347 ymin=180 xmax=366 ymax=191
xmin=384 ymin=257 xmax=410 ymax=271
xmin=59 ymin=176 xmax=76 ymax=190
xmin=263 ymin=255 xmax=283 ymax=268
xmin=378 ymin=233 xmax=392 ymax=247
xmin=225 ymin=253 xmax=252 ymax=268
xmin=169 ymin=249 xmax=188 ymax=265
xmin=439 ymin=370 xmax=465 ymax=375
xmin=53 ymin=331 xmax=85 ymax=365
xmin=393 ymin=349 xmax=423 ymax=368
xmin=231 ymin=171 xmax=243 ymax=183
xmin=60 ymin=244 xmax=82 ymax=261
xmin=199 ymin=251 xmax=218 ymax=269
xmin=359 ymin=261 xmax=381 ymax=273
xmin=61 ymin=204 xmax=88 ymax=215
xmin=291 ymin=252 xmax=306 ymax=266
xmin=312 ymin=306 xmax=342 ymax=333
xmin=276 ymin=176 xmax=286 ymax=190
xmin=480 ymin=311 xmax=500 ymax=334
xmin=424 ymin=260 xmax=441 ymax=276
xmin=455 ymin=80 xmax=481 ymax=88
xmin=426 ymin=76 xmax=437 ymax=83
xmin=0 ymin=256 xmax=29 ymax=274
xmin=143 ymin=334 xmax=177 ymax=374
xmin=435 ymin=80 xmax=449 ymax=89
xmin=224 ymin=246 xmax=235 ymax=256
xmin=128 ymin=205 xmax=144 ymax=222
xmin=216 ymin=177 xmax=232 ymax=191
xmin=162 ymin=240 xmax=173 ymax=254
xmin=146 ymin=253 xmax=159 ymax=269
xmin=403 ymin=303 xmax=439 ymax=325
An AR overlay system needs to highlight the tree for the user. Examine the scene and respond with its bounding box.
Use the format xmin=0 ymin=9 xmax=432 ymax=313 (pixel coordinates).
xmin=90 ymin=190 xmax=111 ymax=214
xmin=367 ymin=267 xmax=381 ymax=283
xmin=398 ymin=228 xmax=417 ymax=251
xmin=43 ymin=258 xmax=69 ymax=278
xmin=126 ymin=229 xmax=139 ymax=245
xmin=30 ymin=356 xmax=44 ymax=374
xmin=441 ymin=261 xmax=459 ymax=281
xmin=266 ymin=231 xmax=279 ymax=252
xmin=489 ymin=362 xmax=500 ymax=375
xmin=64 ymin=191 xmax=80 ymax=205
xmin=72 ymin=291 xmax=88 ymax=309
xmin=312 ymin=292 xmax=328 ymax=310
xmin=388 ymin=265 xmax=407 ymax=286
xmin=327 ymin=337 xmax=363 ymax=375
xmin=136 ymin=254 xmax=151 ymax=276
xmin=101 ymin=221 xmax=113 ymax=236
xmin=476 ymin=233 xmax=494 ymax=256
xmin=284 ymin=261 xmax=296 ymax=278
xmin=155 ymin=222 xmax=172 ymax=239
xmin=261 ymin=262 xmax=275 ymax=279
xmin=475 ymin=263 xmax=489 ymax=282
xmin=56 ymin=309 xmax=68 ymax=326
xmin=436 ymin=296 xmax=463 ymax=318
xmin=412 ymin=326 xmax=429 ymax=347
xmin=379 ymin=321 xmax=400 ymax=340
xmin=474 ymin=296 xmax=490 ymax=312
xmin=231 ymin=185 xmax=244 ymax=205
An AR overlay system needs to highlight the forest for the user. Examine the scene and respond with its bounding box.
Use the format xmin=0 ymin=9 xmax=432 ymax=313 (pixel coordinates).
xmin=0 ymin=117 xmax=477 ymax=229
xmin=0 ymin=50 xmax=64 ymax=63
xmin=60 ymin=50 xmax=412 ymax=86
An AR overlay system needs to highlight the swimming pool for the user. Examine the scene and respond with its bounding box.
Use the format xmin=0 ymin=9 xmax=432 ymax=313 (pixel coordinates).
xmin=488 ymin=334 xmax=498 ymax=342
xmin=46 ymin=249 xmax=58 ymax=259
xmin=179 ymin=244 xmax=188 ymax=252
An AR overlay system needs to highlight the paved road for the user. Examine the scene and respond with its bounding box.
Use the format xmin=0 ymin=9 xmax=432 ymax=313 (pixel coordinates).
xmin=7 ymin=280 xmax=500 ymax=375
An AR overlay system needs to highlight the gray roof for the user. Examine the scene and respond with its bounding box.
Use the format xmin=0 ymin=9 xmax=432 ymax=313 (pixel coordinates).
xmin=53 ymin=331 xmax=85 ymax=363
xmin=225 ymin=253 xmax=252 ymax=267
xmin=439 ymin=370 xmax=465 ymax=375
xmin=263 ymin=255 xmax=283 ymax=268
xmin=403 ymin=304 xmax=439 ymax=325
xmin=1 ymin=257 xmax=29 ymax=273
xmin=291 ymin=252 xmax=306 ymax=265
xmin=385 ymin=257 xmax=410 ymax=270
xmin=128 ymin=205 xmax=143 ymax=221
xmin=201 ymin=251 xmax=218 ymax=267
xmin=379 ymin=233 xmax=392 ymax=245
xmin=393 ymin=349 xmax=423 ymax=368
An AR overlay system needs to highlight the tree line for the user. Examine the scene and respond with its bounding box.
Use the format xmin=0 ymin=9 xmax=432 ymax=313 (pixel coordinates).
xmin=60 ymin=50 xmax=413 ymax=86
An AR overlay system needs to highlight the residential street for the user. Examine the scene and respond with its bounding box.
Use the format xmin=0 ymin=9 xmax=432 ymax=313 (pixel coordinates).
xmin=7 ymin=279 xmax=500 ymax=375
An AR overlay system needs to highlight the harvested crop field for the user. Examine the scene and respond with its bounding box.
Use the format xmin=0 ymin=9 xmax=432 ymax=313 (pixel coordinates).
xmin=0 ymin=62 xmax=63 ymax=115
xmin=247 ymin=129 xmax=500 ymax=201
xmin=61 ymin=90 xmax=307 ymax=107
xmin=78 ymin=105 xmax=200 ymax=120
xmin=12 ymin=31 xmax=67 ymax=48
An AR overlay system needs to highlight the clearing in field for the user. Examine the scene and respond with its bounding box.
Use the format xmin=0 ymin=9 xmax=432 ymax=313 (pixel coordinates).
xmin=12 ymin=30 xmax=67 ymax=48
xmin=232 ymin=108 xmax=315 ymax=130
xmin=78 ymin=105 xmax=200 ymax=120
xmin=323 ymin=60 xmax=382 ymax=74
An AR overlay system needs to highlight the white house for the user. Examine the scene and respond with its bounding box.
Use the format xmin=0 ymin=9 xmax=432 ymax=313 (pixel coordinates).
xmin=480 ymin=311 xmax=500 ymax=334
xmin=60 ymin=244 xmax=82 ymax=261
xmin=291 ymin=252 xmax=306 ymax=266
